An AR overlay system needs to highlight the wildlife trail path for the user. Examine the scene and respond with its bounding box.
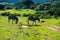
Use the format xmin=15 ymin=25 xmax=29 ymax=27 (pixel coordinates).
xmin=41 ymin=24 xmax=60 ymax=33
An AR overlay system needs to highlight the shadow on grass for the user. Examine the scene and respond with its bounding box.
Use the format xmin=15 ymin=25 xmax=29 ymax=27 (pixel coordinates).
xmin=18 ymin=24 xmax=41 ymax=27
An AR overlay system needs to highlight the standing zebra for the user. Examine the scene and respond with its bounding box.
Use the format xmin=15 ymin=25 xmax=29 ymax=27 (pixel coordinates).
xmin=8 ymin=14 xmax=18 ymax=24
xmin=27 ymin=15 xmax=40 ymax=25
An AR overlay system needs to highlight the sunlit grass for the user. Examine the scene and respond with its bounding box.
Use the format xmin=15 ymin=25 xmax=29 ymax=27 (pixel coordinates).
xmin=41 ymin=18 xmax=60 ymax=27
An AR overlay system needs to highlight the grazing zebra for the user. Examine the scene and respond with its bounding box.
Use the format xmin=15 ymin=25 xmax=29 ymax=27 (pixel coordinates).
xmin=8 ymin=14 xmax=18 ymax=24
xmin=27 ymin=15 xmax=40 ymax=25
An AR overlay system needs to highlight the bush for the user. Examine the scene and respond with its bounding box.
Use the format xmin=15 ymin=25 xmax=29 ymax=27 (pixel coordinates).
xmin=35 ymin=11 xmax=52 ymax=19
xmin=16 ymin=14 xmax=21 ymax=16
xmin=40 ymin=15 xmax=51 ymax=19
xmin=22 ymin=13 xmax=31 ymax=17
xmin=14 ymin=13 xmax=21 ymax=16
xmin=54 ymin=15 xmax=59 ymax=19
xmin=1 ymin=12 xmax=10 ymax=16
xmin=1 ymin=12 xmax=21 ymax=16
xmin=23 ymin=14 xmax=29 ymax=17
xmin=59 ymin=22 xmax=60 ymax=24
xmin=41 ymin=20 xmax=45 ymax=23
xmin=44 ymin=14 xmax=51 ymax=19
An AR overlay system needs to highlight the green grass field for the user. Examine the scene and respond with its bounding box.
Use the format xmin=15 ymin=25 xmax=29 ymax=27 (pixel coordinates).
xmin=41 ymin=18 xmax=60 ymax=27
xmin=0 ymin=16 xmax=60 ymax=40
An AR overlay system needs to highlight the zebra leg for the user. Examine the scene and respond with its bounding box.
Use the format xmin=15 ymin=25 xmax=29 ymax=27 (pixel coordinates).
xmin=16 ymin=20 xmax=18 ymax=24
xmin=12 ymin=20 xmax=13 ymax=24
xmin=28 ymin=21 xmax=29 ymax=25
xmin=8 ymin=19 xmax=10 ymax=24
xmin=35 ymin=21 xmax=36 ymax=26
xmin=32 ymin=21 xmax=34 ymax=26
xmin=27 ymin=20 xmax=29 ymax=25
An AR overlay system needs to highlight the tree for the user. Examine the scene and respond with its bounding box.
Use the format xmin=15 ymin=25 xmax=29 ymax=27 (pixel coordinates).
xmin=0 ymin=4 xmax=5 ymax=10
xmin=35 ymin=3 xmax=51 ymax=11
xmin=16 ymin=0 xmax=35 ymax=9
xmin=48 ymin=1 xmax=60 ymax=17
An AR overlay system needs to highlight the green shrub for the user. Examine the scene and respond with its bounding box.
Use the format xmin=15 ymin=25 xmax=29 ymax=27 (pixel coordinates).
xmin=59 ymin=22 xmax=60 ymax=24
xmin=23 ymin=14 xmax=34 ymax=17
xmin=44 ymin=14 xmax=51 ymax=19
xmin=41 ymin=20 xmax=45 ymax=23
xmin=14 ymin=13 xmax=21 ymax=16
xmin=23 ymin=14 xmax=29 ymax=17
xmin=1 ymin=12 xmax=10 ymax=16
xmin=1 ymin=12 xmax=21 ymax=16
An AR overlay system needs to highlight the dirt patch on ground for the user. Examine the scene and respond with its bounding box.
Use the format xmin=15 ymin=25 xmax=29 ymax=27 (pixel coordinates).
xmin=41 ymin=24 xmax=60 ymax=33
